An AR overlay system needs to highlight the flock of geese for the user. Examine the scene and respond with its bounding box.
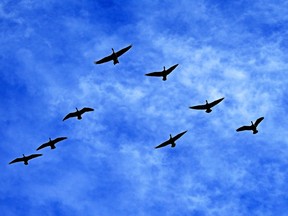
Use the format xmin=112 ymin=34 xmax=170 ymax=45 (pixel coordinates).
xmin=9 ymin=44 xmax=264 ymax=165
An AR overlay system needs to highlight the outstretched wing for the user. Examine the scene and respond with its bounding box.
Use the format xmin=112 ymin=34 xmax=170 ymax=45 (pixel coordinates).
xmin=155 ymin=139 xmax=171 ymax=149
xmin=94 ymin=54 xmax=113 ymax=64
xmin=63 ymin=111 xmax=77 ymax=121
xmin=172 ymin=130 xmax=187 ymax=142
xmin=165 ymin=64 xmax=179 ymax=75
xmin=145 ymin=71 xmax=164 ymax=77
xmin=36 ymin=143 xmax=50 ymax=151
xmin=26 ymin=154 xmax=42 ymax=160
xmin=209 ymin=97 xmax=224 ymax=108
xmin=254 ymin=117 xmax=264 ymax=127
xmin=9 ymin=157 xmax=24 ymax=164
xmin=189 ymin=104 xmax=207 ymax=110
xmin=116 ymin=45 xmax=132 ymax=57
xmin=79 ymin=107 xmax=94 ymax=115
xmin=236 ymin=125 xmax=252 ymax=132
xmin=53 ymin=137 xmax=68 ymax=144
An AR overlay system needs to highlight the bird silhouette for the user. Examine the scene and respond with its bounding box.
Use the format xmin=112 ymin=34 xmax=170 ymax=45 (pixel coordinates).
xmin=145 ymin=64 xmax=179 ymax=81
xmin=155 ymin=130 xmax=187 ymax=149
xmin=236 ymin=117 xmax=264 ymax=134
xmin=9 ymin=154 xmax=42 ymax=165
xmin=63 ymin=107 xmax=94 ymax=121
xmin=189 ymin=97 xmax=224 ymax=113
xmin=36 ymin=137 xmax=68 ymax=151
xmin=94 ymin=44 xmax=132 ymax=65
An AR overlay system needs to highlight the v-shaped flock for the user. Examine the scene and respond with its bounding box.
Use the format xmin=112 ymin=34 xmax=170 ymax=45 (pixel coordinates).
xmin=9 ymin=44 xmax=264 ymax=165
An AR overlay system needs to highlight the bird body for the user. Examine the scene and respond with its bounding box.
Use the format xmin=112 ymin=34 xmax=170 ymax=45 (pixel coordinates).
xmin=9 ymin=154 xmax=42 ymax=165
xmin=189 ymin=97 xmax=224 ymax=113
xmin=145 ymin=64 xmax=179 ymax=81
xmin=236 ymin=117 xmax=264 ymax=134
xmin=155 ymin=130 xmax=187 ymax=149
xmin=36 ymin=137 xmax=68 ymax=151
xmin=63 ymin=107 xmax=94 ymax=121
xmin=94 ymin=45 xmax=132 ymax=65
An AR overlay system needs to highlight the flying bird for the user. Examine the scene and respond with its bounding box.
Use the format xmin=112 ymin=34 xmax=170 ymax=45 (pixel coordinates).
xmin=36 ymin=137 xmax=68 ymax=151
xmin=155 ymin=130 xmax=187 ymax=149
xmin=63 ymin=107 xmax=94 ymax=121
xmin=94 ymin=44 xmax=132 ymax=65
xmin=189 ymin=97 xmax=224 ymax=113
xmin=145 ymin=64 xmax=179 ymax=81
xmin=9 ymin=154 xmax=42 ymax=165
xmin=236 ymin=117 xmax=264 ymax=134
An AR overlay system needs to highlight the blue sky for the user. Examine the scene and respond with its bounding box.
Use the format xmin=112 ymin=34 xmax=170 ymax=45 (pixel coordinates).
xmin=1 ymin=0 xmax=288 ymax=215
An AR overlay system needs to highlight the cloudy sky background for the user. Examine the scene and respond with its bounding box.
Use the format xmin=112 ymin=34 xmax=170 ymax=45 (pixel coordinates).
xmin=1 ymin=0 xmax=288 ymax=215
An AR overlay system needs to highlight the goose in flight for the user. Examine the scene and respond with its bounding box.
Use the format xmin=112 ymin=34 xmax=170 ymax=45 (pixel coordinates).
xmin=189 ymin=97 xmax=224 ymax=113
xmin=9 ymin=154 xmax=42 ymax=165
xmin=236 ymin=117 xmax=264 ymax=134
xmin=145 ymin=64 xmax=179 ymax=81
xmin=63 ymin=107 xmax=94 ymax=121
xmin=36 ymin=137 xmax=68 ymax=151
xmin=155 ymin=130 xmax=187 ymax=149
xmin=94 ymin=44 xmax=132 ymax=65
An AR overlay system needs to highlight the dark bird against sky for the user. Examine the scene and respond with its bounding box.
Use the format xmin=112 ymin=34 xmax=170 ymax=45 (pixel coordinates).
xmin=145 ymin=64 xmax=179 ymax=81
xmin=9 ymin=154 xmax=42 ymax=165
xmin=189 ymin=97 xmax=224 ymax=113
xmin=63 ymin=107 xmax=94 ymax=121
xmin=36 ymin=137 xmax=68 ymax=151
xmin=94 ymin=44 xmax=132 ymax=65
xmin=155 ymin=130 xmax=187 ymax=149
xmin=236 ymin=117 xmax=264 ymax=134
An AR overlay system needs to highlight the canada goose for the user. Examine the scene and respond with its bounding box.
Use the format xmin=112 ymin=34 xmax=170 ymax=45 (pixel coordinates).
xmin=36 ymin=137 xmax=68 ymax=151
xmin=94 ymin=45 xmax=132 ymax=65
xmin=155 ymin=130 xmax=187 ymax=149
xmin=189 ymin=97 xmax=224 ymax=113
xmin=236 ymin=117 xmax=264 ymax=134
xmin=9 ymin=154 xmax=42 ymax=165
xmin=145 ymin=64 xmax=179 ymax=81
xmin=63 ymin=107 xmax=94 ymax=121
